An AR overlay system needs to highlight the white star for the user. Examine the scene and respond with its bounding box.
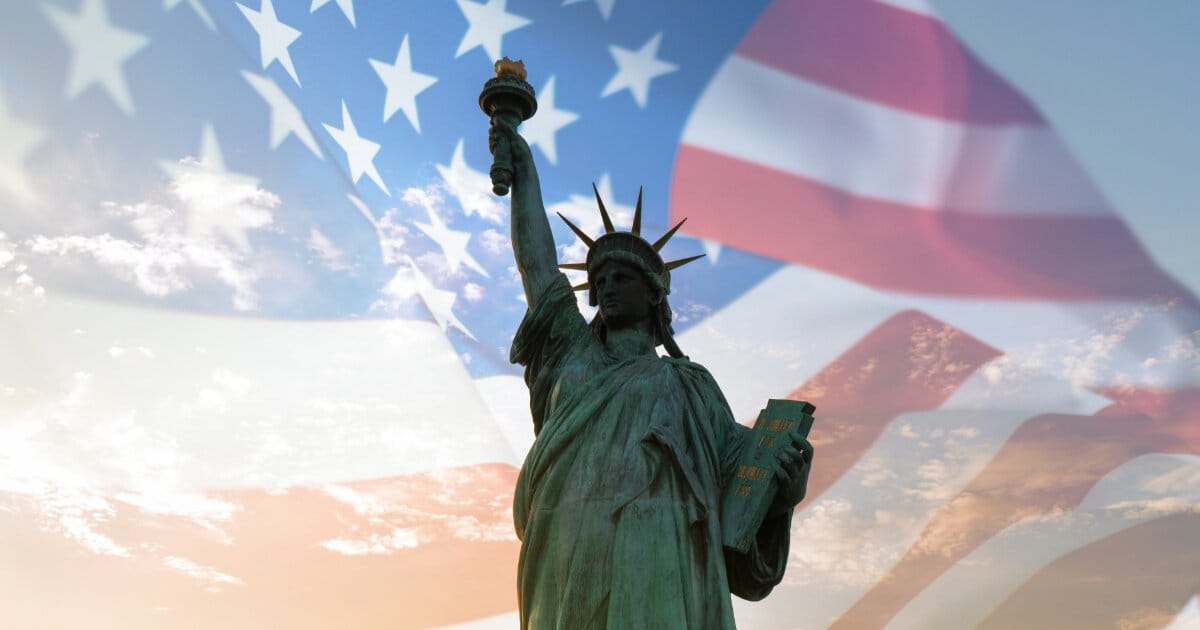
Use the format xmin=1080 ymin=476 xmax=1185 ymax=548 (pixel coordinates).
xmin=547 ymin=173 xmax=634 ymax=239
xmin=436 ymin=139 xmax=505 ymax=223
xmin=241 ymin=71 xmax=321 ymax=158
xmin=602 ymin=32 xmax=678 ymax=108
xmin=237 ymin=0 xmax=303 ymax=87
xmin=310 ymin=0 xmax=355 ymax=27
xmin=414 ymin=206 xmax=489 ymax=278
xmin=43 ymin=0 xmax=149 ymax=116
xmin=405 ymin=256 xmax=475 ymax=339
xmin=0 ymin=85 xmax=45 ymax=203
xmin=323 ymin=101 xmax=388 ymax=195
xmin=562 ymin=0 xmax=615 ymax=20
xmin=369 ymin=35 xmax=438 ymax=133
xmin=159 ymin=125 xmax=275 ymax=252
xmin=455 ymin=0 xmax=531 ymax=60
xmin=163 ymin=0 xmax=215 ymax=31
xmin=521 ymin=76 xmax=578 ymax=165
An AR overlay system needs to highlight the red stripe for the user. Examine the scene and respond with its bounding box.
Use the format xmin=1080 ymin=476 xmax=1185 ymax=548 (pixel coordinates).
xmin=831 ymin=400 xmax=1196 ymax=629
xmin=979 ymin=514 xmax=1200 ymax=629
xmin=0 ymin=464 xmax=520 ymax=628
xmin=784 ymin=310 xmax=999 ymax=504
xmin=671 ymin=146 xmax=1191 ymax=301
xmin=737 ymin=0 xmax=1042 ymax=124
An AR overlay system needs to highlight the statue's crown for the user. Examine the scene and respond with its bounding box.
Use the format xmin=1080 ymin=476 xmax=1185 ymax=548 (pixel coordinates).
xmin=557 ymin=185 xmax=705 ymax=306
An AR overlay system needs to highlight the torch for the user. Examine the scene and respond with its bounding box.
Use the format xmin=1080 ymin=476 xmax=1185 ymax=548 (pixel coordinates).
xmin=479 ymin=57 xmax=537 ymax=196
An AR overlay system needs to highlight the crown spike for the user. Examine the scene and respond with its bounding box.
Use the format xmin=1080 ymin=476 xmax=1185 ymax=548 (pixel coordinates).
xmin=632 ymin=187 xmax=643 ymax=236
xmin=665 ymin=253 xmax=706 ymax=271
xmin=557 ymin=212 xmax=595 ymax=247
xmin=652 ymin=217 xmax=688 ymax=251
xmin=592 ymin=183 xmax=615 ymax=234
xmin=571 ymin=281 xmax=590 ymax=292
xmin=558 ymin=262 xmax=588 ymax=271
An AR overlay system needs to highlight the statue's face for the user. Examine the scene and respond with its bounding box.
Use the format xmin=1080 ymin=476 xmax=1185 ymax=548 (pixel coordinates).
xmin=594 ymin=260 xmax=655 ymax=330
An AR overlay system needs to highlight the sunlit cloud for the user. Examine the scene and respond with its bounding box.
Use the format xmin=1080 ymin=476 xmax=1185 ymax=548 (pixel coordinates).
xmin=320 ymin=527 xmax=420 ymax=555
xmin=163 ymin=555 xmax=244 ymax=587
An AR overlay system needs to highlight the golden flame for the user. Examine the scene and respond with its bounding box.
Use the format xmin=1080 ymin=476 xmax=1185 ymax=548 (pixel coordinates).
xmin=493 ymin=57 xmax=527 ymax=80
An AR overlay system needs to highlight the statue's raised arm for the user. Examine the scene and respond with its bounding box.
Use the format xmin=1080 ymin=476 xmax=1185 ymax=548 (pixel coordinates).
xmin=489 ymin=121 xmax=559 ymax=306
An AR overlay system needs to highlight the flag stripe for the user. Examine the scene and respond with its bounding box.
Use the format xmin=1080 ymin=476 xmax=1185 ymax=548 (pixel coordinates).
xmin=978 ymin=513 xmax=1200 ymax=629
xmin=680 ymin=56 xmax=1101 ymax=214
xmin=671 ymin=145 xmax=1187 ymax=300
xmin=832 ymin=400 xmax=1197 ymax=629
xmin=888 ymin=454 xmax=1200 ymax=629
xmin=735 ymin=0 xmax=1043 ymax=124
xmin=785 ymin=310 xmax=999 ymax=503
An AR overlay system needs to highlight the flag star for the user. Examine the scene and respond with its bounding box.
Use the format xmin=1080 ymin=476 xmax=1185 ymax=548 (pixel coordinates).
xmin=521 ymin=76 xmax=578 ymax=165
xmin=237 ymin=0 xmax=303 ymax=87
xmin=0 ymin=85 xmax=45 ymax=203
xmin=310 ymin=0 xmax=355 ymax=27
xmin=454 ymin=0 xmax=531 ymax=60
xmin=163 ymin=0 xmax=215 ymax=31
xmin=548 ymin=173 xmax=633 ymax=238
xmin=159 ymin=124 xmax=274 ymax=252
xmin=43 ymin=0 xmax=149 ymax=116
xmin=601 ymin=32 xmax=678 ymax=108
xmin=405 ymin=256 xmax=475 ymax=340
xmin=414 ymin=206 xmax=489 ymax=278
xmin=369 ymin=35 xmax=438 ymax=133
xmin=436 ymin=139 xmax=505 ymax=223
xmin=562 ymin=0 xmax=615 ymax=20
xmin=323 ymin=101 xmax=389 ymax=195
xmin=241 ymin=71 xmax=321 ymax=158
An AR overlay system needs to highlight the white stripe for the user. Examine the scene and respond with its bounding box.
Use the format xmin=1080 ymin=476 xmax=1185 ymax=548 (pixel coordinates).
xmin=0 ymin=290 xmax=518 ymax=494
xmin=681 ymin=55 xmax=1107 ymax=215
xmin=730 ymin=366 xmax=1108 ymax=628
xmin=680 ymin=263 xmax=1200 ymax=419
xmin=888 ymin=454 xmax=1200 ymax=630
xmin=473 ymin=374 xmax=534 ymax=459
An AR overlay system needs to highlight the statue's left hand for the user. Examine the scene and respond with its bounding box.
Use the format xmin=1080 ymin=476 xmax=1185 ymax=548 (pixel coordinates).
xmin=768 ymin=434 xmax=814 ymax=516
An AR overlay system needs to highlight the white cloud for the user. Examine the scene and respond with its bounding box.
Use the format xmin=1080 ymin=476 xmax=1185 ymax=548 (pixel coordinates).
xmin=26 ymin=200 xmax=261 ymax=310
xmin=462 ymin=282 xmax=485 ymax=302
xmin=306 ymin=227 xmax=351 ymax=271
xmin=477 ymin=229 xmax=509 ymax=255
xmin=320 ymin=527 xmax=420 ymax=555
xmin=163 ymin=555 xmax=244 ymax=586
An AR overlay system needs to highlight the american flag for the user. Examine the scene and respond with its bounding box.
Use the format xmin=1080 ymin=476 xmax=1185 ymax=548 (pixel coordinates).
xmin=2 ymin=0 xmax=1198 ymax=628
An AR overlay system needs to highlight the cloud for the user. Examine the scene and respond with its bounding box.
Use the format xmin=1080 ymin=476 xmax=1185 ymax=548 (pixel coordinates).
xmin=163 ymin=555 xmax=243 ymax=586
xmin=477 ymin=229 xmax=510 ymax=255
xmin=462 ymin=282 xmax=485 ymax=302
xmin=319 ymin=467 xmax=518 ymax=548
xmin=25 ymin=201 xmax=262 ymax=310
xmin=320 ymin=528 xmax=420 ymax=556
xmin=306 ymin=227 xmax=352 ymax=271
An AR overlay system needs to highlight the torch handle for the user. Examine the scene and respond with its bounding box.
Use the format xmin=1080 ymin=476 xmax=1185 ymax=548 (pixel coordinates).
xmin=488 ymin=111 xmax=523 ymax=196
xmin=490 ymin=136 xmax=513 ymax=196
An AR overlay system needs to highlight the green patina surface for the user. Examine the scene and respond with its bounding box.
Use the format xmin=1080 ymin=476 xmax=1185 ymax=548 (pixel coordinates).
xmin=511 ymin=275 xmax=792 ymax=629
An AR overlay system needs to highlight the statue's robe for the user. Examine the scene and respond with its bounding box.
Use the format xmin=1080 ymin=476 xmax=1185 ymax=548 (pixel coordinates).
xmin=511 ymin=274 xmax=791 ymax=629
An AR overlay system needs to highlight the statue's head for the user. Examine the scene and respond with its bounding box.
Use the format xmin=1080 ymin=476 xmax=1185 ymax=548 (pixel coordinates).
xmin=556 ymin=184 xmax=704 ymax=358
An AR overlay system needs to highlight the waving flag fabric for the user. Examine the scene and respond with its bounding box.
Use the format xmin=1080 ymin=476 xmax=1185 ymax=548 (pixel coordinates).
xmin=1 ymin=1 xmax=1197 ymax=628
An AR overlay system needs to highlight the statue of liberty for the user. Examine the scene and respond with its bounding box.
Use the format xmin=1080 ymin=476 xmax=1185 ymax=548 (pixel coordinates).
xmin=489 ymin=103 xmax=813 ymax=629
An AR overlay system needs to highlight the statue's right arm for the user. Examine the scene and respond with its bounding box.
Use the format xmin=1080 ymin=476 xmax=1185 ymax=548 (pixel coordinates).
xmin=492 ymin=120 xmax=559 ymax=305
